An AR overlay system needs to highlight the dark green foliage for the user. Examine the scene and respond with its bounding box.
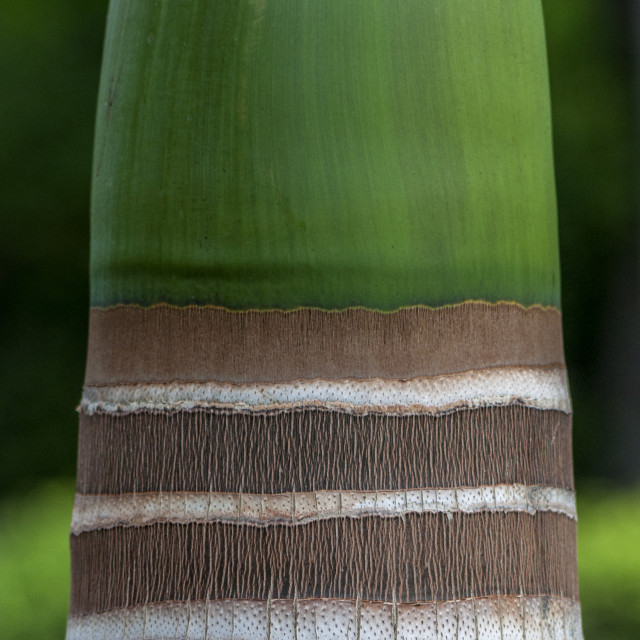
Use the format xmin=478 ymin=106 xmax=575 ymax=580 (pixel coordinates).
xmin=0 ymin=0 xmax=106 ymax=492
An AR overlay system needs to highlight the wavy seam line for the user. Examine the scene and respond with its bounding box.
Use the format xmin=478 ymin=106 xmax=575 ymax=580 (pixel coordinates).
xmin=80 ymin=366 xmax=571 ymax=415
xmin=71 ymin=485 xmax=576 ymax=534
xmin=91 ymin=299 xmax=562 ymax=313
xmin=86 ymin=303 xmax=565 ymax=385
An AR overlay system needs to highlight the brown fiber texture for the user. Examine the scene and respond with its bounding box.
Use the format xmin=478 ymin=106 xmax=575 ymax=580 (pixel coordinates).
xmin=69 ymin=511 xmax=578 ymax=615
xmin=76 ymin=406 xmax=573 ymax=495
xmin=85 ymin=303 xmax=564 ymax=385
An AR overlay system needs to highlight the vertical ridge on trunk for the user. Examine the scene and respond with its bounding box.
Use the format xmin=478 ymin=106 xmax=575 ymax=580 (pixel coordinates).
xmin=69 ymin=1 xmax=582 ymax=637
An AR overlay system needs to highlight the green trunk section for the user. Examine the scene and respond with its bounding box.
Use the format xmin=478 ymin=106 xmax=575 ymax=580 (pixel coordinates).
xmin=91 ymin=0 xmax=560 ymax=310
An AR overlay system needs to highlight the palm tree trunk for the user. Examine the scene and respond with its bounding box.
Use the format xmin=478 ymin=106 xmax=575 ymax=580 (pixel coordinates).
xmin=67 ymin=1 xmax=582 ymax=638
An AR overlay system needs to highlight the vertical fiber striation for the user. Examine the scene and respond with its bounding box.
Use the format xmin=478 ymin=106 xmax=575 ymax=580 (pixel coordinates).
xmin=90 ymin=0 xmax=560 ymax=309
xmin=70 ymin=1 xmax=581 ymax=637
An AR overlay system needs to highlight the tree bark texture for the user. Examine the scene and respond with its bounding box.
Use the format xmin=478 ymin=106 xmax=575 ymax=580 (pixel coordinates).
xmin=68 ymin=1 xmax=582 ymax=638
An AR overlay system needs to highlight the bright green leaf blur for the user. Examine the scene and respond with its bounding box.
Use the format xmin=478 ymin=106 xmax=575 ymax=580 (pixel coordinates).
xmin=0 ymin=481 xmax=73 ymax=640
xmin=577 ymin=488 xmax=640 ymax=640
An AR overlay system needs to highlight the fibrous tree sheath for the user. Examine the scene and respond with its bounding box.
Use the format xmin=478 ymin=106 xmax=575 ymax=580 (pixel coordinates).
xmin=68 ymin=1 xmax=582 ymax=638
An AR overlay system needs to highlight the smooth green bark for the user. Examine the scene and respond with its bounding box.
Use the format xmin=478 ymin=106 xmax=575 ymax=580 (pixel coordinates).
xmin=91 ymin=0 xmax=560 ymax=310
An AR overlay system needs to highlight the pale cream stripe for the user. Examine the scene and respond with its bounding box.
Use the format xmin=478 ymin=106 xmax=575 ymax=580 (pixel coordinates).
xmin=66 ymin=595 xmax=583 ymax=640
xmin=80 ymin=366 xmax=571 ymax=415
xmin=71 ymin=485 xmax=576 ymax=533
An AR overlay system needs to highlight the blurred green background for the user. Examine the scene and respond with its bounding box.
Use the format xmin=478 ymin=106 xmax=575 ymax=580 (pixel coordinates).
xmin=0 ymin=1 xmax=638 ymax=638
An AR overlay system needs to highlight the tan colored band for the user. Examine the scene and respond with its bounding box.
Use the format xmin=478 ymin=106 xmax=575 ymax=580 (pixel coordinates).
xmin=71 ymin=485 xmax=577 ymax=533
xmin=85 ymin=302 xmax=564 ymax=385
xmin=81 ymin=365 xmax=570 ymax=415
xmin=66 ymin=596 xmax=584 ymax=640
